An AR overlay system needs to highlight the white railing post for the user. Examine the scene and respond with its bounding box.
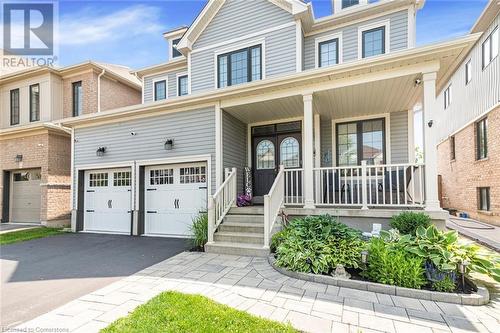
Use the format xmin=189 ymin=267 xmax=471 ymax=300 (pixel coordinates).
xmin=263 ymin=194 xmax=270 ymax=248
xmin=207 ymin=196 xmax=215 ymax=244
xmin=231 ymin=167 xmax=237 ymax=207
xmin=361 ymin=160 xmax=369 ymax=210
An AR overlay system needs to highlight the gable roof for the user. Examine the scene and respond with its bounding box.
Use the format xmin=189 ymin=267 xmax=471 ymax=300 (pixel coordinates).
xmin=176 ymin=0 xmax=308 ymax=54
xmin=470 ymin=0 xmax=499 ymax=34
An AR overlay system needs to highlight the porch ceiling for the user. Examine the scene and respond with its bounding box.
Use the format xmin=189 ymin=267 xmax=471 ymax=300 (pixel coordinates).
xmin=223 ymin=74 xmax=421 ymax=123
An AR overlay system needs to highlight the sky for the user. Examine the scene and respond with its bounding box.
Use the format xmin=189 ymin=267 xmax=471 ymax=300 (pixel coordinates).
xmin=54 ymin=0 xmax=489 ymax=69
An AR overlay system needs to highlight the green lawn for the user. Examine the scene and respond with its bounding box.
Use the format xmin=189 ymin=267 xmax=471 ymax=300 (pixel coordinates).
xmin=101 ymin=291 xmax=297 ymax=333
xmin=0 ymin=227 xmax=65 ymax=245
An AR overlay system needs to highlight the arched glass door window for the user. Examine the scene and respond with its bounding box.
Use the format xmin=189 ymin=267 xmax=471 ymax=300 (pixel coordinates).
xmin=256 ymin=140 xmax=275 ymax=169
xmin=280 ymin=137 xmax=300 ymax=168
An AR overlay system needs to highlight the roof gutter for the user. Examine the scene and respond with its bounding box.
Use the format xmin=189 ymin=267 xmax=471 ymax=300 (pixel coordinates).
xmin=97 ymin=68 xmax=106 ymax=112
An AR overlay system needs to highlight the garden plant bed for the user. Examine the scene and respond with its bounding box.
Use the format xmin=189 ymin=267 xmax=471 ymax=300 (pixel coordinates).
xmin=268 ymin=255 xmax=489 ymax=305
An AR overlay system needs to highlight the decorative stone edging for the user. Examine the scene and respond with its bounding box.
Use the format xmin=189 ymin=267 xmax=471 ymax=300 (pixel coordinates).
xmin=268 ymin=255 xmax=489 ymax=306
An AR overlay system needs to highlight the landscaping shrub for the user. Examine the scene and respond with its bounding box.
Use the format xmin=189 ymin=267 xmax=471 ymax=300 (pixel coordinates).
xmin=362 ymin=237 xmax=427 ymax=289
xmin=189 ymin=213 xmax=208 ymax=248
xmin=432 ymin=275 xmax=456 ymax=293
xmin=390 ymin=212 xmax=431 ymax=235
xmin=274 ymin=215 xmax=365 ymax=274
xmin=271 ymin=228 xmax=289 ymax=253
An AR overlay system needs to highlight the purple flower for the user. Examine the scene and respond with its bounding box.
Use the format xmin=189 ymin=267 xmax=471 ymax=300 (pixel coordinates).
xmin=237 ymin=194 xmax=252 ymax=207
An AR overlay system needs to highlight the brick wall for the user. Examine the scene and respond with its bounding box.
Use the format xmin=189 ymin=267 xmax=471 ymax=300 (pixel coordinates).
xmin=100 ymin=76 xmax=141 ymax=111
xmin=62 ymin=71 xmax=99 ymax=118
xmin=0 ymin=130 xmax=71 ymax=226
xmin=437 ymin=106 xmax=500 ymax=226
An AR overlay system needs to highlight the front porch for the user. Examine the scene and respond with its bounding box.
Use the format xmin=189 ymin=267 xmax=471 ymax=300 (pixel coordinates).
xmin=207 ymin=58 xmax=447 ymax=253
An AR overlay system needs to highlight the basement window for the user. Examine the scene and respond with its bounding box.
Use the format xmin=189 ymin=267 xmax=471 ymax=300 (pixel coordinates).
xmin=478 ymin=187 xmax=490 ymax=211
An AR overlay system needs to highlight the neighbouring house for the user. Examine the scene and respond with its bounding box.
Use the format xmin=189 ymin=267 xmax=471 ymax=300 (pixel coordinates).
xmin=0 ymin=62 xmax=141 ymax=227
xmin=436 ymin=1 xmax=500 ymax=226
xmin=60 ymin=0 xmax=480 ymax=256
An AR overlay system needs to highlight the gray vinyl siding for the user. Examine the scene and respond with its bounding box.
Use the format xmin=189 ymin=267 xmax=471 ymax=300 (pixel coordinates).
xmin=222 ymin=111 xmax=247 ymax=193
xmin=143 ymin=68 xmax=187 ymax=103
xmin=73 ymin=107 xmax=216 ymax=204
xmin=390 ymin=111 xmax=409 ymax=163
xmin=194 ymin=0 xmax=293 ymax=49
xmin=190 ymin=0 xmax=296 ymax=93
xmin=304 ymin=10 xmax=408 ymax=70
xmin=320 ymin=119 xmax=333 ymax=167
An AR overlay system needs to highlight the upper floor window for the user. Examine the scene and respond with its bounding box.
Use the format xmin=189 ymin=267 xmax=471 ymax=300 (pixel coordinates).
xmin=172 ymin=38 xmax=182 ymax=58
xmin=178 ymin=75 xmax=188 ymax=96
xmin=482 ymin=27 xmax=498 ymax=69
xmin=30 ymin=84 xmax=40 ymax=122
xmin=465 ymin=59 xmax=472 ymax=85
xmin=10 ymin=89 xmax=20 ymax=125
xmin=318 ymin=38 xmax=339 ymax=67
xmin=362 ymin=26 xmax=385 ymax=58
xmin=444 ymin=85 xmax=451 ymax=109
xmin=154 ymin=80 xmax=167 ymax=101
xmin=342 ymin=0 xmax=359 ymax=9
xmin=450 ymin=135 xmax=456 ymax=160
xmin=217 ymin=45 xmax=262 ymax=88
xmin=476 ymin=117 xmax=487 ymax=160
xmin=72 ymin=81 xmax=82 ymax=117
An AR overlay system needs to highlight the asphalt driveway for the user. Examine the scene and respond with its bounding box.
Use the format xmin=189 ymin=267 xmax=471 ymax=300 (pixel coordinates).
xmin=0 ymin=233 xmax=190 ymax=328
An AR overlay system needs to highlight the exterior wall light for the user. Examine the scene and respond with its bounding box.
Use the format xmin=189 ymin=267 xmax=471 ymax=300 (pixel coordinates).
xmin=15 ymin=154 xmax=23 ymax=162
xmin=96 ymin=147 xmax=107 ymax=157
xmin=164 ymin=139 xmax=174 ymax=150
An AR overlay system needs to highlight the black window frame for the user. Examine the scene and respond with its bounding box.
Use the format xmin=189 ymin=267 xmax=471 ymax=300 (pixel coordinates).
xmin=478 ymin=187 xmax=490 ymax=211
xmin=362 ymin=26 xmax=386 ymax=58
xmin=318 ymin=38 xmax=339 ymax=68
xmin=342 ymin=0 xmax=359 ymax=9
xmin=465 ymin=59 xmax=472 ymax=85
xmin=72 ymin=81 xmax=82 ymax=117
xmin=29 ymin=83 xmax=40 ymax=122
xmin=450 ymin=135 xmax=456 ymax=161
xmin=172 ymin=38 xmax=182 ymax=58
xmin=154 ymin=80 xmax=167 ymax=101
xmin=335 ymin=118 xmax=386 ymax=166
xmin=482 ymin=26 xmax=498 ymax=69
xmin=177 ymin=75 xmax=188 ymax=96
xmin=217 ymin=44 xmax=262 ymax=88
xmin=10 ymin=88 xmax=20 ymax=125
xmin=476 ymin=117 xmax=488 ymax=160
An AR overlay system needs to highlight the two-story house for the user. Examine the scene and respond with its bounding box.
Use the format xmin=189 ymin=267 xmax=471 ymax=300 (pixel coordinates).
xmin=61 ymin=0 xmax=479 ymax=256
xmin=0 ymin=62 xmax=141 ymax=227
xmin=436 ymin=0 xmax=500 ymax=226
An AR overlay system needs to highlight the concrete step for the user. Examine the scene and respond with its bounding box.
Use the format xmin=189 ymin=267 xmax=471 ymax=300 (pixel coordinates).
xmin=228 ymin=206 xmax=264 ymax=215
xmin=223 ymin=214 xmax=264 ymax=224
xmin=214 ymin=231 xmax=264 ymax=244
xmin=218 ymin=222 xmax=264 ymax=233
xmin=205 ymin=242 xmax=269 ymax=257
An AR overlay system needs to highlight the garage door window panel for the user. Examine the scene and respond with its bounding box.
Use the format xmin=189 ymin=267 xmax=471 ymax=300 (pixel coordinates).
xmin=180 ymin=167 xmax=206 ymax=184
xmin=89 ymin=173 xmax=108 ymax=187
xmin=150 ymin=169 xmax=173 ymax=185
xmin=114 ymin=171 xmax=131 ymax=186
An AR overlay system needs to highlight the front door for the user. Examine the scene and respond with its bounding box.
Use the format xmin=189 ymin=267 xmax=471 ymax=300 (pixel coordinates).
xmin=252 ymin=122 xmax=302 ymax=199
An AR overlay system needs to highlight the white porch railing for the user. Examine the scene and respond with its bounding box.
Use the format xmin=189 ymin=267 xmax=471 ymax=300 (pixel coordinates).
xmin=207 ymin=167 xmax=237 ymax=243
xmin=313 ymin=161 xmax=425 ymax=208
xmin=264 ymin=165 xmax=285 ymax=247
xmin=284 ymin=168 xmax=304 ymax=205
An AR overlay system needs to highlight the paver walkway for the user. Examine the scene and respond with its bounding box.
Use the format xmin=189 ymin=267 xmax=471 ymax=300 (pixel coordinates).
xmin=447 ymin=218 xmax=500 ymax=252
xmin=13 ymin=252 xmax=500 ymax=333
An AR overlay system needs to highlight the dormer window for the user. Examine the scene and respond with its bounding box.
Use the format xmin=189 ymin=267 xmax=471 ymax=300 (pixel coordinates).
xmin=172 ymin=38 xmax=182 ymax=58
xmin=342 ymin=0 xmax=359 ymax=9
xmin=217 ymin=45 xmax=262 ymax=88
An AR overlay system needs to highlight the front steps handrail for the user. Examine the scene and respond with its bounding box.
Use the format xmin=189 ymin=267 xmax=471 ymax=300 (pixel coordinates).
xmin=208 ymin=167 xmax=237 ymax=243
xmin=264 ymin=165 xmax=285 ymax=248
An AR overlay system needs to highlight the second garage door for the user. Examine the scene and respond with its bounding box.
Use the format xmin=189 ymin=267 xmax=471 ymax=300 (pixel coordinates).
xmin=84 ymin=168 xmax=132 ymax=234
xmin=145 ymin=163 xmax=207 ymax=237
xmin=11 ymin=169 xmax=41 ymax=223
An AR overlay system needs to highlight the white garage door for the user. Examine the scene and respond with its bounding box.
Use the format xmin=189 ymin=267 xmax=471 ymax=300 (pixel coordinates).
xmin=84 ymin=168 xmax=132 ymax=234
xmin=11 ymin=170 xmax=41 ymax=223
xmin=145 ymin=162 xmax=207 ymax=237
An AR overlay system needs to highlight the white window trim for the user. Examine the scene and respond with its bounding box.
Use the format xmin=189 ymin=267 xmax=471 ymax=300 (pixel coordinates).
xmin=333 ymin=0 xmax=368 ymax=14
xmin=444 ymin=84 xmax=451 ymax=109
xmin=482 ymin=26 xmax=498 ymax=69
xmin=152 ymin=76 xmax=168 ymax=101
xmin=315 ymin=32 xmax=343 ymax=69
xmin=176 ymin=72 xmax=188 ymax=97
xmin=357 ymin=19 xmax=391 ymax=60
xmin=213 ymin=38 xmax=266 ymax=89
xmin=331 ymin=113 xmax=391 ymax=167
xmin=465 ymin=59 xmax=472 ymax=85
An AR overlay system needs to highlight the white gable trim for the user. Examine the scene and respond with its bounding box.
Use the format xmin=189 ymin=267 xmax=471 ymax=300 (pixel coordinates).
xmin=176 ymin=0 xmax=307 ymax=53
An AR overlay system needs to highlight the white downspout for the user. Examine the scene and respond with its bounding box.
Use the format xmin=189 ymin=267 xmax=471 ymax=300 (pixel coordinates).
xmin=97 ymin=68 xmax=106 ymax=112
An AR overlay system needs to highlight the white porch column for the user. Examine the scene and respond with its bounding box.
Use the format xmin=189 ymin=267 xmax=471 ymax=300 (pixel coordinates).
xmin=422 ymin=72 xmax=441 ymax=211
xmin=303 ymin=94 xmax=315 ymax=209
xmin=215 ymin=102 xmax=223 ymax=188
xmin=314 ymin=114 xmax=321 ymax=167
